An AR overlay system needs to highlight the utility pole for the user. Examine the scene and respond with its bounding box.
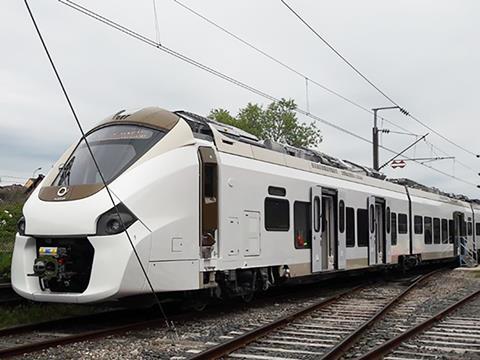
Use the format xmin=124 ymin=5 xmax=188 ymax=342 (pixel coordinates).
xmin=372 ymin=106 xmax=409 ymax=170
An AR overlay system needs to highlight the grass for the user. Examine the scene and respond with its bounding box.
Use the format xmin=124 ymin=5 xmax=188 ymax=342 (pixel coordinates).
xmin=0 ymin=253 xmax=12 ymax=282
xmin=0 ymin=201 xmax=24 ymax=281
xmin=0 ymin=302 xmax=100 ymax=329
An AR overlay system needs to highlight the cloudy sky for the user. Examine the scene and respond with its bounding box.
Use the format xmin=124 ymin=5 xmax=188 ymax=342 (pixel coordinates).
xmin=2 ymin=0 xmax=480 ymax=197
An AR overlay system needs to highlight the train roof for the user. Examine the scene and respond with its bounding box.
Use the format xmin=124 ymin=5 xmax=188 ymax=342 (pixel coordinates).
xmin=175 ymin=110 xmax=478 ymax=206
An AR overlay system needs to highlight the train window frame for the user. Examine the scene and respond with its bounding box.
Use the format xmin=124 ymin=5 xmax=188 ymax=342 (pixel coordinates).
xmin=346 ymin=207 xmax=355 ymax=248
xmin=433 ymin=218 xmax=440 ymax=244
xmin=265 ymin=197 xmax=290 ymax=231
xmin=268 ymin=186 xmax=286 ymax=197
xmin=357 ymin=209 xmax=369 ymax=247
xmin=386 ymin=207 xmax=391 ymax=234
xmin=391 ymin=212 xmax=397 ymax=246
xmin=441 ymin=218 xmax=448 ymax=244
xmin=424 ymin=217 xmax=432 ymax=244
xmin=293 ymin=201 xmax=311 ymax=249
xmin=339 ymin=200 xmax=345 ymax=233
xmin=468 ymin=221 xmax=473 ymax=236
xmin=414 ymin=215 xmax=423 ymax=234
xmin=398 ymin=213 xmax=408 ymax=234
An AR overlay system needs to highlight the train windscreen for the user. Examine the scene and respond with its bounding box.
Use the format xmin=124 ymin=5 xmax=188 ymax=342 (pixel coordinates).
xmin=52 ymin=125 xmax=164 ymax=186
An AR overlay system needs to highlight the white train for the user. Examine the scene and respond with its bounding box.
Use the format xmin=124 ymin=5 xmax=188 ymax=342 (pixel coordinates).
xmin=11 ymin=107 xmax=479 ymax=303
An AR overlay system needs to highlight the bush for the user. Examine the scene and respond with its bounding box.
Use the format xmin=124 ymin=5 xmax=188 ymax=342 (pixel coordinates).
xmin=0 ymin=202 xmax=24 ymax=280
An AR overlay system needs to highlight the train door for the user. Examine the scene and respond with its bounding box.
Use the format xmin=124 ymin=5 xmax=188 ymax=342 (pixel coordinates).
xmin=322 ymin=194 xmax=336 ymax=270
xmin=375 ymin=199 xmax=386 ymax=265
xmin=311 ymin=186 xmax=322 ymax=273
xmin=198 ymin=147 xmax=218 ymax=259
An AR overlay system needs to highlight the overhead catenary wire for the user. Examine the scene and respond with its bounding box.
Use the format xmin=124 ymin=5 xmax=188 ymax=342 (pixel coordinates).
xmin=172 ymin=0 xmax=477 ymax=174
xmin=172 ymin=0 xmax=418 ymax=137
xmin=24 ymin=0 xmax=174 ymax=331
xmin=280 ymin=0 xmax=479 ymax=159
xmin=57 ymin=0 xmax=477 ymax=188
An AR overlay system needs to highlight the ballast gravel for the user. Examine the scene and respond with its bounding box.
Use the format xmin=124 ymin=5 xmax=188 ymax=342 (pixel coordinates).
xmin=18 ymin=270 xmax=480 ymax=360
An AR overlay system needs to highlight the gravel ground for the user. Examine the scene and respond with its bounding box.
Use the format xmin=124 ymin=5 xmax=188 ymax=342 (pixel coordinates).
xmin=17 ymin=281 xmax=350 ymax=360
xmin=341 ymin=269 xmax=480 ymax=359
xmin=15 ymin=269 xmax=480 ymax=360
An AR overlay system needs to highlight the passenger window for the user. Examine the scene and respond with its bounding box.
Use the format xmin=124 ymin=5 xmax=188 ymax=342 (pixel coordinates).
xmin=468 ymin=222 xmax=473 ymax=236
xmin=339 ymin=200 xmax=345 ymax=233
xmin=357 ymin=209 xmax=369 ymax=247
xmin=268 ymin=186 xmax=286 ymax=197
xmin=433 ymin=218 xmax=440 ymax=244
xmin=476 ymin=223 xmax=480 ymax=236
xmin=441 ymin=219 xmax=448 ymax=244
xmin=398 ymin=213 xmax=408 ymax=234
xmin=369 ymin=204 xmax=375 ymax=233
xmin=265 ymin=198 xmax=289 ymax=231
xmin=386 ymin=207 xmax=391 ymax=234
xmin=424 ymin=217 xmax=432 ymax=244
xmin=461 ymin=220 xmax=467 ymax=237
xmin=391 ymin=212 xmax=397 ymax=246
xmin=414 ymin=215 xmax=423 ymax=234
xmin=449 ymin=219 xmax=454 ymax=244
xmin=313 ymin=197 xmax=321 ymax=232
xmin=294 ymin=202 xmax=311 ymax=249
xmin=346 ymin=207 xmax=355 ymax=247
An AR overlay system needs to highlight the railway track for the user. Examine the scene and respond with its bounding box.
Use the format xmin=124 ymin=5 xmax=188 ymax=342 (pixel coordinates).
xmin=189 ymin=271 xmax=441 ymax=360
xmin=0 ymin=307 xmax=179 ymax=359
xmin=358 ymin=285 xmax=480 ymax=359
xmin=0 ymin=268 xmax=461 ymax=358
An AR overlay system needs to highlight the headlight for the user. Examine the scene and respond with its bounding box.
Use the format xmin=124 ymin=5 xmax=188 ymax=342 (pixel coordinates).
xmin=96 ymin=203 xmax=137 ymax=235
xmin=17 ymin=216 xmax=26 ymax=236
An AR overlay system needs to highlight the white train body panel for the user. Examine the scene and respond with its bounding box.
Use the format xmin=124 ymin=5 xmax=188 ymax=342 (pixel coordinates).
xmin=11 ymin=107 xmax=478 ymax=303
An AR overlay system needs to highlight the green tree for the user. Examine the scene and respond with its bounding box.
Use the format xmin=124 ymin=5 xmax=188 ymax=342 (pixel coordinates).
xmin=208 ymin=98 xmax=322 ymax=148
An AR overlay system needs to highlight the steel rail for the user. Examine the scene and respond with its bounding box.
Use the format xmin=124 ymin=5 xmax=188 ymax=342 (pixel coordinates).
xmin=0 ymin=308 xmax=135 ymax=337
xmin=0 ymin=313 xmax=178 ymax=358
xmin=190 ymin=285 xmax=365 ymax=360
xmin=320 ymin=269 xmax=442 ymax=360
xmin=356 ymin=286 xmax=480 ymax=360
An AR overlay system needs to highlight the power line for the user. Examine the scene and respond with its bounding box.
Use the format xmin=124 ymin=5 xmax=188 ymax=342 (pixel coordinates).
xmin=279 ymin=0 xmax=479 ymax=159
xmin=280 ymin=0 xmax=398 ymax=105
xmin=174 ymin=0 xmax=475 ymax=172
xmin=172 ymin=0 xmax=418 ymax=137
xmin=25 ymin=0 xmax=173 ymax=330
xmin=0 ymin=175 xmax=29 ymax=180
xmin=57 ymin=0 xmax=477 ymax=189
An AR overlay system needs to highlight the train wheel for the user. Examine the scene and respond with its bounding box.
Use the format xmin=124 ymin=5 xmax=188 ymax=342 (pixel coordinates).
xmin=241 ymin=291 xmax=254 ymax=303
xmin=191 ymin=300 xmax=208 ymax=312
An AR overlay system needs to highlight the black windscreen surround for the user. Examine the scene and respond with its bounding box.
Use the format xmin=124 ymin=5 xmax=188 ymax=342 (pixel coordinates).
xmin=53 ymin=125 xmax=165 ymax=187
xmin=265 ymin=197 xmax=290 ymax=231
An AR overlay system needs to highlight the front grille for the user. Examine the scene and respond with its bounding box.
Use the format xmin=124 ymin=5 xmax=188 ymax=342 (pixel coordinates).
xmin=35 ymin=237 xmax=94 ymax=293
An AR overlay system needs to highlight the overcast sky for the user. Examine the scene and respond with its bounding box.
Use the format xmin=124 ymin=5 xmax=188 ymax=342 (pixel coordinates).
xmin=2 ymin=0 xmax=480 ymax=197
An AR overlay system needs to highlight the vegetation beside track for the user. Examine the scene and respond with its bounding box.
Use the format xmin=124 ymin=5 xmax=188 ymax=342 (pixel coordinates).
xmin=0 ymin=302 xmax=100 ymax=329
xmin=0 ymin=187 xmax=26 ymax=281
